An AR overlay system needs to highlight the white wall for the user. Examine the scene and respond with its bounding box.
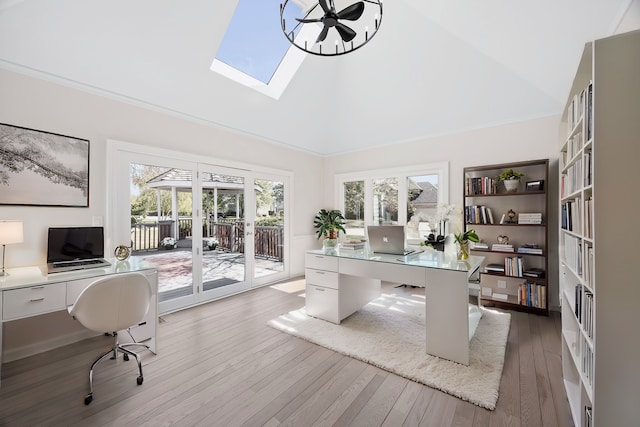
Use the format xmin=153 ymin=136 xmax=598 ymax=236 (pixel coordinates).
xmin=616 ymin=0 xmax=640 ymax=34
xmin=0 ymin=68 xmax=323 ymax=276
xmin=323 ymin=115 xmax=562 ymax=309
xmin=0 ymin=66 xmax=563 ymax=302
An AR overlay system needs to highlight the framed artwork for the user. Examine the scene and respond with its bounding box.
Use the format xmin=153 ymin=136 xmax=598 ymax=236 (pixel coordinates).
xmin=0 ymin=123 xmax=89 ymax=207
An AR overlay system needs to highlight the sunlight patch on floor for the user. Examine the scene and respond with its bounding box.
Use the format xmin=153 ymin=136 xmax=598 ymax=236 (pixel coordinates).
xmin=270 ymin=277 xmax=306 ymax=294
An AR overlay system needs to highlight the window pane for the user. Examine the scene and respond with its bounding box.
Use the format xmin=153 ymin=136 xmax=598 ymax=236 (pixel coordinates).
xmin=343 ymin=180 xmax=365 ymax=236
xmin=373 ymin=178 xmax=398 ymax=225
xmin=407 ymin=174 xmax=439 ymax=239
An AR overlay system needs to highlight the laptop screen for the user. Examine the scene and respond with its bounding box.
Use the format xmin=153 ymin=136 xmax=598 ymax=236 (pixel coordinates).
xmin=47 ymin=227 xmax=105 ymax=263
xmin=367 ymin=225 xmax=407 ymax=255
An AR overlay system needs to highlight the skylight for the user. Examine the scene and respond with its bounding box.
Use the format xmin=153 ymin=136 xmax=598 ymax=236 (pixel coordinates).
xmin=211 ymin=0 xmax=307 ymax=99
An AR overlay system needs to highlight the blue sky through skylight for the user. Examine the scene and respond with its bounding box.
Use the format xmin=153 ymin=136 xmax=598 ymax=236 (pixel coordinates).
xmin=216 ymin=0 xmax=303 ymax=84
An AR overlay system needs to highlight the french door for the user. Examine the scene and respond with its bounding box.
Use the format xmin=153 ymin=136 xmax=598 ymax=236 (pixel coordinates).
xmin=111 ymin=145 xmax=289 ymax=314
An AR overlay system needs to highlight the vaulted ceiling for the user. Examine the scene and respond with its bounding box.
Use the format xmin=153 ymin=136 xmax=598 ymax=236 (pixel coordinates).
xmin=0 ymin=0 xmax=634 ymax=155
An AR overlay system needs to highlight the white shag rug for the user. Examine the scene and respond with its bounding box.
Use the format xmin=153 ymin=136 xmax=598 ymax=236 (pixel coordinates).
xmin=267 ymin=294 xmax=511 ymax=410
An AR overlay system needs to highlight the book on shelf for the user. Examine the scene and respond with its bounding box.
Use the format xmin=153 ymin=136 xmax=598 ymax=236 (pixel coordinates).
xmin=575 ymin=283 xmax=583 ymax=322
xmin=504 ymin=256 xmax=524 ymax=277
xmin=491 ymin=243 xmax=514 ymax=252
xmin=517 ymin=244 xmax=543 ymax=255
xmin=523 ymin=267 xmax=545 ymax=278
xmin=465 ymin=176 xmax=497 ymax=195
xmin=465 ymin=205 xmax=494 ymax=225
xmin=586 ymin=81 xmax=593 ymax=142
xmin=584 ymin=406 xmax=593 ymax=427
xmin=518 ymin=281 xmax=546 ymax=309
xmin=584 ymin=290 xmax=594 ymax=339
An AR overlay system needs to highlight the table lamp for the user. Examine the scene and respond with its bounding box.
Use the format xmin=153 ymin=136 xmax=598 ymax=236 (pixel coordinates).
xmin=0 ymin=220 xmax=24 ymax=276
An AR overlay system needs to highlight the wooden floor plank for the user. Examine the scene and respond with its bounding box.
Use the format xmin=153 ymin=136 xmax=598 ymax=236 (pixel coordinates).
xmin=530 ymin=315 xmax=561 ymax=426
xmin=0 ymin=279 xmax=574 ymax=427
xmin=348 ymin=373 xmax=408 ymax=427
xmin=381 ymin=380 xmax=423 ymax=427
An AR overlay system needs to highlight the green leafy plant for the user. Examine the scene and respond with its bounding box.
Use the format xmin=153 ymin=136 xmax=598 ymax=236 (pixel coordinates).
xmin=497 ymin=168 xmax=524 ymax=181
xmin=313 ymin=209 xmax=346 ymax=240
xmin=454 ymin=229 xmax=480 ymax=244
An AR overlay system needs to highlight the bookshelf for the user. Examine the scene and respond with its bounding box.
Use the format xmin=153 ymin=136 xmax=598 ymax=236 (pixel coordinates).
xmin=463 ymin=159 xmax=549 ymax=315
xmin=559 ymin=29 xmax=640 ymax=427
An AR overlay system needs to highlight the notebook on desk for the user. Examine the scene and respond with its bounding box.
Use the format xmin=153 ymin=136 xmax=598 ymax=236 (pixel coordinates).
xmin=46 ymin=226 xmax=111 ymax=274
xmin=367 ymin=225 xmax=416 ymax=256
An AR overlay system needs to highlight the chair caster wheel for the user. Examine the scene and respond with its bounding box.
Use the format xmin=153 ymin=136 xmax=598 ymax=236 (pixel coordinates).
xmin=84 ymin=394 xmax=93 ymax=405
xmin=137 ymin=376 xmax=143 ymax=385
xmin=123 ymin=354 xmax=129 ymax=361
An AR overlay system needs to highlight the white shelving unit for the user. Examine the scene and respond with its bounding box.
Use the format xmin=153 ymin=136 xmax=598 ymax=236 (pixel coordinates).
xmin=559 ymin=29 xmax=640 ymax=427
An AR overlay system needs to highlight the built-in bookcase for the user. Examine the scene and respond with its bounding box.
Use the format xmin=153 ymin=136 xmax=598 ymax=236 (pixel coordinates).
xmin=463 ymin=159 xmax=549 ymax=315
xmin=559 ymin=29 xmax=640 ymax=427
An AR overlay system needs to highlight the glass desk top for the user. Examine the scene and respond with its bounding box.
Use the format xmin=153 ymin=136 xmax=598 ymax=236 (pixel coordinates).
xmin=307 ymin=247 xmax=483 ymax=273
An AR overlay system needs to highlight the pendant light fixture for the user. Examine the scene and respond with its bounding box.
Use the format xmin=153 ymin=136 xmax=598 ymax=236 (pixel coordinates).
xmin=280 ymin=0 xmax=383 ymax=56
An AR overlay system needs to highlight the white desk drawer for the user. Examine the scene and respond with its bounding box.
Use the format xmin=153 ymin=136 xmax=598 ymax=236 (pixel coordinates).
xmin=3 ymin=283 xmax=67 ymax=320
xmin=305 ymin=284 xmax=339 ymax=324
xmin=66 ymin=277 xmax=95 ymax=306
xmin=305 ymin=268 xmax=339 ymax=289
xmin=305 ymin=253 xmax=338 ymax=272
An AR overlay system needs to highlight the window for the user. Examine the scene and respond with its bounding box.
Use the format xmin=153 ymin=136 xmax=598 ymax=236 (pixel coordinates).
xmin=336 ymin=163 xmax=449 ymax=242
xmin=211 ymin=0 xmax=306 ymax=99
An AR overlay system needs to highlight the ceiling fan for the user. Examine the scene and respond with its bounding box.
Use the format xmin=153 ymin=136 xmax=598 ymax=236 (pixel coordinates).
xmin=280 ymin=0 xmax=382 ymax=56
xmin=296 ymin=0 xmax=365 ymax=43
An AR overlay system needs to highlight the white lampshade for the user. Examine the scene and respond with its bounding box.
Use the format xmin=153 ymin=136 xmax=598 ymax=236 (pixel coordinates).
xmin=0 ymin=220 xmax=24 ymax=245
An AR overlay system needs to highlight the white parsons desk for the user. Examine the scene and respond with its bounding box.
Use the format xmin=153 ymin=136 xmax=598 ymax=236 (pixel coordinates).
xmin=305 ymin=248 xmax=484 ymax=366
xmin=0 ymin=257 xmax=158 ymax=386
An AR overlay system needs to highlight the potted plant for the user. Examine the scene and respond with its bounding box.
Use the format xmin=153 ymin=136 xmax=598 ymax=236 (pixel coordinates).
xmin=453 ymin=229 xmax=479 ymax=260
xmin=497 ymin=168 xmax=524 ymax=192
xmin=160 ymin=236 xmax=177 ymax=250
xmin=313 ymin=209 xmax=346 ymax=248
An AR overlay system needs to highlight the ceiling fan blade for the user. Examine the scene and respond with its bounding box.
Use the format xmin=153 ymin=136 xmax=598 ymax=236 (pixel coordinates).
xmin=296 ymin=17 xmax=322 ymax=23
xmin=336 ymin=2 xmax=364 ymax=21
xmin=318 ymin=0 xmax=330 ymax=14
xmin=316 ymin=25 xmax=329 ymax=43
xmin=335 ymin=22 xmax=357 ymax=42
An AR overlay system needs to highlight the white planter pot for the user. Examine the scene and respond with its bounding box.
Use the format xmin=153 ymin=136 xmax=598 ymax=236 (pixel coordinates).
xmin=503 ymin=179 xmax=519 ymax=192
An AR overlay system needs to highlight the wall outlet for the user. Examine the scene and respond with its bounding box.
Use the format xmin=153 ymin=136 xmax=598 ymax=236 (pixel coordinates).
xmin=498 ymin=280 xmax=507 ymax=289
xmin=92 ymin=216 xmax=103 ymax=227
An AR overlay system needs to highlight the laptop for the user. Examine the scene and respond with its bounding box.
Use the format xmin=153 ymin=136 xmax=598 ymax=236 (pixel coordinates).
xmin=47 ymin=227 xmax=111 ymax=274
xmin=367 ymin=225 xmax=415 ymax=256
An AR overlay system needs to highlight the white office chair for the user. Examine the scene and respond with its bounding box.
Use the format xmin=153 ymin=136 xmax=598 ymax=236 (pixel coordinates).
xmin=68 ymin=272 xmax=152 ymax=405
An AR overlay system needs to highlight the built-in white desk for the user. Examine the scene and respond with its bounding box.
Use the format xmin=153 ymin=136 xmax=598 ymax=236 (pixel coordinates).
xmin=305 ymin=248 xmax=484 ymax=365
xmin=0 ymin=257 xmax=158 ymax=386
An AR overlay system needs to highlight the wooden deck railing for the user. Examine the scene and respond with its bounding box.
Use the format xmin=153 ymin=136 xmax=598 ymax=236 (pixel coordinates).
xmin=131 ymin=219 xmax=283 ymax=260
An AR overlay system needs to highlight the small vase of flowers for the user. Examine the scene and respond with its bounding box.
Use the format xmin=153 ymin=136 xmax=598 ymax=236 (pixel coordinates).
xmin=453 ymin=229 xmax=479 ymax=260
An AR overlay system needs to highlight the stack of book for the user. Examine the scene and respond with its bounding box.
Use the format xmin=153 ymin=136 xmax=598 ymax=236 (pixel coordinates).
xmin=523 ymin=268 xmax=545 ymax=278
xmin=469 ymin=241 xmax=489 ymax=250
xmin=485 ymin=263 xmax=505 ymax=274
xmin=518 ymin=212 xmax=542 ymax=224
xmin=517 ymin=244 xmax=543 ymax=255
xmin=340 ymin=241 xmax=366 ymax=250
xmin=491 ymin=243 xmax=514 ymax=252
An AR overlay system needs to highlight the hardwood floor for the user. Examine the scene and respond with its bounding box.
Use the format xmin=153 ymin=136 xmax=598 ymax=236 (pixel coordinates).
xmin=0 ymin=277 xmax=574 ymax=426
